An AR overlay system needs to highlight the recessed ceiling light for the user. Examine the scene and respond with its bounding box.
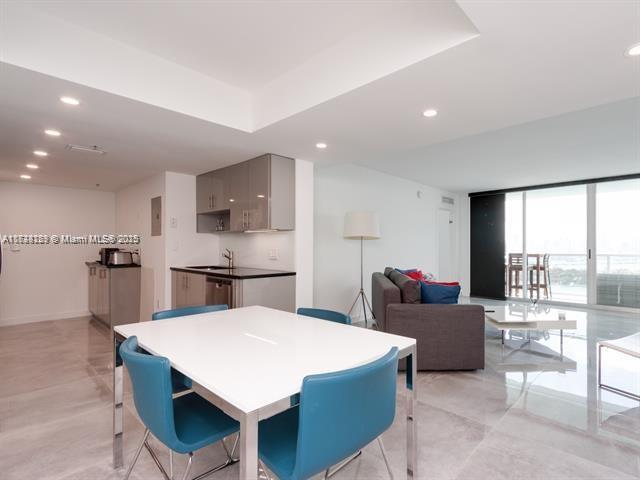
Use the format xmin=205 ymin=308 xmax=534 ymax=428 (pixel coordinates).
xmin=316 ymin=142 xmax=327 ymax=149
xmin=257 ymin=194 xmax=265 ymax=198
xmin=20 ymin=174 xmax=31 ymax=180
xmin=26 ymin=164 xmax=39 ymax=169
xmin=626 ymin=43 xmax=640 ymax=57
xmin=44 ymin=129 xmax=61 ymax=137
xmin=422 ymin=109 xmax=438 ymax=118
xmin=229 ymin=198 xmax=235 ymax=203
xmin=60 ymin=96 xmax=80 ymax=106
xmin=33 ymin=150 xmax=48 ymax=157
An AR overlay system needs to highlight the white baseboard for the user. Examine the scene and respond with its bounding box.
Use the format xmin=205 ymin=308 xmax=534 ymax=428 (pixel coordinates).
xmin=0 ymin=310 xmax=91 ymax=327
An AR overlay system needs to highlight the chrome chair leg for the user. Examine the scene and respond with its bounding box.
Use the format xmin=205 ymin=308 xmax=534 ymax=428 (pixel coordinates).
xmin=189 ymin=437 xmax=240 ymax=480
xmin=169 ymin=449 xmax=174 ymax=480
xmin=325 ymin=450 xmax=363 ymax=477
xmin=230 ymin=433 xmax=240 ymax=461
xmin=181 ymin=452 xmax=194 ymax=480
xmin=144 ymin=439 xmax=172 ymax=480
xmin=221 ymin=433 xmax=240 ymax=462
xmin=124 ymin=428 xmax=150 ymax=480
xmin=258 ymin=460 xmax=272 ymax=480
xmin=377 ymin=437 xmax=394 ymax=480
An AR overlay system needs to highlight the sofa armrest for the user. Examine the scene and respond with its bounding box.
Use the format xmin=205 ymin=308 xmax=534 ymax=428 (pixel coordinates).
xmin=386 ymin=304 xmax=485 ymax=370
xmin=372 ymin=272 xmax=401 ymax=332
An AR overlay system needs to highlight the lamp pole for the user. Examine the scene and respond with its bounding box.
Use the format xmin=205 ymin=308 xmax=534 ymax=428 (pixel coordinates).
xmin=348 ymin=235 xmax=374 ymax=327
xmin=344 ymin=211 xmax=379 ymax=328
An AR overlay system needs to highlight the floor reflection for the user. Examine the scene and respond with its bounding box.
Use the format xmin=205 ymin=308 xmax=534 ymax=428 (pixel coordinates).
xmin=472 ymin=297 xmax=640 ymax=454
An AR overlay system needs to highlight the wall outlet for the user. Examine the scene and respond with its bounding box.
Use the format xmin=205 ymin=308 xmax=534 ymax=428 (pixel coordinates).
xmin=268 ymin=248 xmax=278 ymax=260
xmin=170 ymin=217 xmax=178 ymax=228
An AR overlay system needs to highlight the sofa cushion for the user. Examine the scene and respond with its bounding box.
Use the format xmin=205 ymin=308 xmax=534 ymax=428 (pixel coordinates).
xmin=388 ymin=270 xmax=421 ymax=304
xmin=384 ymin=267 xmax=395 ymax=278
xmin=420 ymin=281 xmax=461 ymax=304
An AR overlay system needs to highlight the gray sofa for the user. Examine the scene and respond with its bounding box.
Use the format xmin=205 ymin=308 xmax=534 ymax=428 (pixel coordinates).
xmin=372 ymin=269 xmax=485 ymax=370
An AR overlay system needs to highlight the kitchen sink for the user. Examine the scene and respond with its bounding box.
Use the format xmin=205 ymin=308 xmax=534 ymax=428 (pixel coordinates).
xmin=186 ymin=265 xmax=234 ymax=270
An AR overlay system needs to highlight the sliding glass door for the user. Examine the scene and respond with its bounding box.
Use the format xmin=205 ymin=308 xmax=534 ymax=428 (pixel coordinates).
xmin=596 ymin=179 xmax=640 ymax=308
xmin=526 ymin=186 xmax=588 ymax=304
xmin=503 ymin=178 xmax=639 ymax=309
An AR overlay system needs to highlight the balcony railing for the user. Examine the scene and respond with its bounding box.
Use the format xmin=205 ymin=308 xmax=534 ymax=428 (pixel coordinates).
xmin=505 ymin=253 xmax=640 ymax=307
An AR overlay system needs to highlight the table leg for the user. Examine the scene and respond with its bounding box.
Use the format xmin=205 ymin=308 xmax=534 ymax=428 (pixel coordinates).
xmin=406 ymin=346 xmax=418 ymax=479
xmin=560 ymin=329 xmax=564 ymax=357
xmin=113 ymin=333 xmax=124 ymax=469
xmin=501 ymin=329 xmax=505 ymax=345
xmin=239 ymin=410 xmax=259 ymax=480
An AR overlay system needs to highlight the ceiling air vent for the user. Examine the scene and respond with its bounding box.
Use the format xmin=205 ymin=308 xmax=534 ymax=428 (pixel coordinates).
xmin=441 ymin=196 xmax=455 ymax=205
xmin=65 ymin=144 xmax=107 ymax=155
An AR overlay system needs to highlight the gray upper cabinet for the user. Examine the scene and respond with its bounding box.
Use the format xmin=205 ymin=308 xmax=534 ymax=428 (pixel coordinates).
xmin=196 ymin=169 xmax=229 ymax=214
xmin=196 ymin=154 xmax=295 ymax=233
xmin=247 ymin=155 xmax=270 ymax=230
xmin=228 ymin=161 xmax=249 ymax=232
xmin=196 ymin=172 xmax=212 ymax=214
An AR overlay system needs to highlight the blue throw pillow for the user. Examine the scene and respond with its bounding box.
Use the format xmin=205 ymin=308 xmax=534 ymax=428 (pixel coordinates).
xmin=420 ymin=282 xmax=461 ymax=304
xmin=396 ymin=268 xmax=418 ymax=274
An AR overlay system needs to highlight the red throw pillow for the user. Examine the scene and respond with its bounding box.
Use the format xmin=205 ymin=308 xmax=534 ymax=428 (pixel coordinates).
xmin=425 ymin=280 xmax=460 ymax=286
xmin=404 ymin=270 xmax=424 ymax=281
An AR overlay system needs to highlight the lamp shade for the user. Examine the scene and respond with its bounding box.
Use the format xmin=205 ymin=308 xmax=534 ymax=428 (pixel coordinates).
xmin=343 ymin=211 xmax=380 ymax=239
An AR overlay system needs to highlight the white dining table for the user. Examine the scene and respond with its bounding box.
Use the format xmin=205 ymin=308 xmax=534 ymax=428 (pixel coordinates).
xmin=112 ymin=305 xmax=418 ymax=480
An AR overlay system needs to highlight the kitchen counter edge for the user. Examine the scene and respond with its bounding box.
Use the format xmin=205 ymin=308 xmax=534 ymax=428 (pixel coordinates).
xmin=170 ymin=266 xmax=296 ymax=280
xmin=85 ymin=261 xmax=141 ymax=269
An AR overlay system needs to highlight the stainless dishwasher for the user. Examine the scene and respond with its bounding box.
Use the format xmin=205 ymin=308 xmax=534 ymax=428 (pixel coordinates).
xmin=205 ymin=276 xmax=233 ymax=307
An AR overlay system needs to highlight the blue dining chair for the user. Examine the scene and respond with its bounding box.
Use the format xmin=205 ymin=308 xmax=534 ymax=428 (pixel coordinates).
xmin=258 ymin=347 xmax=399 ymax=480
xmin=120 ymin=335 xmax=239 ymax=480
xmin=153 ymin=304 xmax=228 ymax=321
xmin=296 ymin=307 xmax=352 ymax=325
xmin=152 ymin=304 xmax=228 ymax=392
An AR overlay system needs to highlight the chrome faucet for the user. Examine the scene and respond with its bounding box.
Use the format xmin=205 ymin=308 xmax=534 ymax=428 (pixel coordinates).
xmin=223 ymin=249 xmax=234 ymax=269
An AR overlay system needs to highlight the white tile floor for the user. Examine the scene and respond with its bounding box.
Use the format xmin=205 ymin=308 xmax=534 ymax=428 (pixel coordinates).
xmin=0 ymin=301 xmax=638 ymax=480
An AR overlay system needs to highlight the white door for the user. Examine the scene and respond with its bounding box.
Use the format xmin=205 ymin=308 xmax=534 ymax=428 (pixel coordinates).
xmin=438 ymin=209 xmax=455 ymax=281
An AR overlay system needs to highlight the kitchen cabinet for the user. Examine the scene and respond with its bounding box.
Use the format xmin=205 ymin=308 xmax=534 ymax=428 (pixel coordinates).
xmin=247 ymin=155 xmax=270 ymax=230
xmin=227 ymin=161 xmax=249 ymax=231
xmin=87 ymin=263 xmax=140 ymax=327
xmin=171 ymin=267 xmax=296 ymax=312
xmin=88 ymin=264 xmax=99 ymax=317
xmin=196 ymin=154 xmax=295 ymax=233
xmin=97 ymin=266 xmax=110 ymax=324
xmin=172 ymin=271 xmax=206 ymax=308
xmin=196 ymin=169 xmax=229 ymax=214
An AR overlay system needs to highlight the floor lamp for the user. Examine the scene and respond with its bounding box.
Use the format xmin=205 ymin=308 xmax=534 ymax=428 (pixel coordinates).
xmin=344 ymin=211 xmax=380 ymax=327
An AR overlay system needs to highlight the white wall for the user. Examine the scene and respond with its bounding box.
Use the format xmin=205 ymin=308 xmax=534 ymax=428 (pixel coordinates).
xmin=458 ymin=195 xmax=471 ymax=297
xmin=0 ymin=181 xmax=115 ymax=326
xmin=217 ymin=232 xmax=295 ymax=270
xmin=314 ymin=163 xmax=459 ymax=319
xmin=115 ymin=173 xmax=165 ymax=322
xmin=294 ymin=159 xmax=314 ymax=308
xmin=164 ymin=172 xmax=220 ymax=308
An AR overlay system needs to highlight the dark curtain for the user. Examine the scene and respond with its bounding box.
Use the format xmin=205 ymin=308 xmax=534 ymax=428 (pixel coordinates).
xmin=470 ymin=194 xmax=506 ymax=300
